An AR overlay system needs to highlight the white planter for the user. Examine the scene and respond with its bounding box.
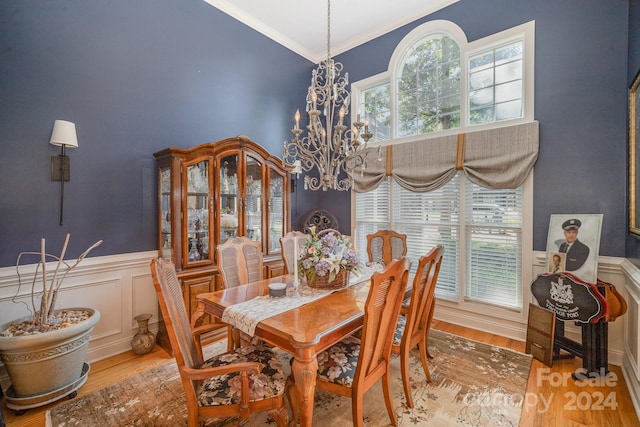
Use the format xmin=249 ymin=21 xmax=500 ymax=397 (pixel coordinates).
xmin=0 ymin=307 xmax=100 ymax=397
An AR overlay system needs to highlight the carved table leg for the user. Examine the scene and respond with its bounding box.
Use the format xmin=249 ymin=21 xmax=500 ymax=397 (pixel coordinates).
xmin=291 ymin=348 xmax=318 ymax=427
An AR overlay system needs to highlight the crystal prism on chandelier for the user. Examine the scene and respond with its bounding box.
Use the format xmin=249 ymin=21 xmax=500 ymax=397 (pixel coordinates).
xmin=283 ymin=0 xmax=372 ymax=191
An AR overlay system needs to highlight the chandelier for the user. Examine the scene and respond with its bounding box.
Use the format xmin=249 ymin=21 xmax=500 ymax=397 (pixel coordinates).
xmin=283 ymin=0 xmax=372 ymax=191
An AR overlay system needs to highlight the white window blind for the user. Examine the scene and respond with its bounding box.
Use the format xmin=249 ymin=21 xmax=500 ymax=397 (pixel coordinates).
xmin=354 ymin=173 xmax=524 ymax=310
xmin=354 ymin=179 xmax=390 ymax=256
xmin=465 ymin=182 xmax=522 ymax=308
xmin=392 ymin=176 xmax=459 ymax=298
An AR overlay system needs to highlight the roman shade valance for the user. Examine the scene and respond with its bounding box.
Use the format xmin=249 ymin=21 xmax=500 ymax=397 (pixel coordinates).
xmin=352 ymin=121 xmax=539 ymax=193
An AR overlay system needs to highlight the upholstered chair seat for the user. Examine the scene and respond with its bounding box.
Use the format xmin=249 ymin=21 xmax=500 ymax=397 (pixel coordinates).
xmin=315 ymin=335 xmax=361 ymax=386
xmin=198 ymin=344 xmax=286 ymax=406
xmin=392 ymin=314 xmax=407 ymax=346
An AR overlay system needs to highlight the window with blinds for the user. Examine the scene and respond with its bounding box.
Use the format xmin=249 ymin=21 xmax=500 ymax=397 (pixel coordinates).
xmin=354 ymin=179 xmax=390 ymax=255
xmin=464 ymin=181 xmax=522 ymax=309
xmin=352 ymin=20 xmax=533 ymax=312
xmin=354 ymin=173 xmax=524 ymax=310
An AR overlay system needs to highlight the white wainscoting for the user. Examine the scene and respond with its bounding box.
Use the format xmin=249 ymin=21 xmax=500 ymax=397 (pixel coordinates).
xmin=621 ymin=259 xmax=640 ymax=418
xmin=0 ymin=250 xmax=159 ymax=391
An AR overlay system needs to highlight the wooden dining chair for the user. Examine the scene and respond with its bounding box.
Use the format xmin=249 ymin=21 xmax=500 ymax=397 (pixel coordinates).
xmin=150 ymin=258 xmax=289 ymax=427
xmin=392 ymin=245 xmax=443 ymax=408
xmin=279 ymin=230 xmax=307 ymax=274
xmin=288 ymin=257 xmax=411 ymax=427
xmin=366 ymin=229 xmax=407 ymax=266
xmin=216 ymin=236 xmax=263 ymax=289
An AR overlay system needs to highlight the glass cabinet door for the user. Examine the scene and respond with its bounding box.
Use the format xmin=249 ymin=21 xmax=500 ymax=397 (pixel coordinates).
xmin=185 ymin=159 xmax=211 ymax=266
xmin=245 ymin=155 xmax=262 ymax=242
xmin=268 ymin=169 xmax=285 ymax=253
xmin=160 ymin=166 xmax=172 ymax=261
xmin=219 ymin=155 xmax=239 ymax=244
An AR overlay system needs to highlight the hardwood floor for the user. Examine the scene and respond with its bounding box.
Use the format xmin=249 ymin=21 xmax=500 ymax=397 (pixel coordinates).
xmin=433 ymin=321 xmax=639 ymax=427
xmin=1 ymin=320 xmax=638 ymax=426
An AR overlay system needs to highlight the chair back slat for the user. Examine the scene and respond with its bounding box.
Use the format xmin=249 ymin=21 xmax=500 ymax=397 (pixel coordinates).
xmin=279 ymin=231 xmax=307 ymax=274
xmin=366 ymin=230 xmax=407 ymax=266
xmin=356 ymin=257 xmax=411 ymax=381
xmin=216 ymin=237 xmax=263 ymax=289
xmin=242 ymin=243 xmax=262 ymax=283
xmin=404 ymin=245 xmax=444 ymax=347
xmin=390 ymin=236 xmax=406 ymax=260
xmin=392 ymin=245 xmax=443 ymax=408
xmin=150 ymin=259 xmax=201 ymax=369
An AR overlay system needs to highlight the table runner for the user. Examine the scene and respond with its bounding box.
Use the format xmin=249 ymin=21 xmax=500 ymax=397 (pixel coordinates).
xmin=222 ymin=265 xmax=380 ymax=336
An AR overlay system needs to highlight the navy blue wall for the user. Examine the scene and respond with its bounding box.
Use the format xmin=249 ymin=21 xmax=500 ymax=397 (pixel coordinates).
xmin=0 ymin=0 xmax=634 ymax=267
xmin=332 ymin=0 xmax=630 ymax=258
xmin=626 ymin=0 xmax=640 ymax=265
xmin=0 ymin=0 xmax=312 ymax=266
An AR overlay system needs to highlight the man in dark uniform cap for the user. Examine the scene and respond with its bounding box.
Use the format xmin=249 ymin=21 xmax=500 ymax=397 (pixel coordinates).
xmin=558 ymin=219 xmax=590 ymax=271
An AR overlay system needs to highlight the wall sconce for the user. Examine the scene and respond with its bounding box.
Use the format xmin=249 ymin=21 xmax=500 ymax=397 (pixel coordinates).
xmin=50 ymin=120 xmax=78 ymax=226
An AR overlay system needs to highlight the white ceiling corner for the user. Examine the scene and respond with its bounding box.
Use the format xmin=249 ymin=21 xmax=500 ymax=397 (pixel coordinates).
xmin=202 ymin=0 xmax=459 ymax=63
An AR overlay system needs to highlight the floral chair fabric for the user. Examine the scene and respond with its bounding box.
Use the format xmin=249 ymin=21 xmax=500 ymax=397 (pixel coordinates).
xmin=316 ymin=335 xmax=361 ymax=386
xmin=392 ymin=314 xmax=407 ymax=346
xmin=198 ymin=344 xmax=286 ymax=406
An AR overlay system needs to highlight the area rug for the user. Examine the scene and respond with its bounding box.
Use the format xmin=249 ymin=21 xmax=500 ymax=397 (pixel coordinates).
xmin=46 ymin=329 xmax=532 ymax=426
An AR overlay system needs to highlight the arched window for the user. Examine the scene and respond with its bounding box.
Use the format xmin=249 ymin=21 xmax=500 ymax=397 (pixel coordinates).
xmin=397 ymin=33 xmax=461 ymax=136
xmin=352 ymin=20 xmax=535 ymax=319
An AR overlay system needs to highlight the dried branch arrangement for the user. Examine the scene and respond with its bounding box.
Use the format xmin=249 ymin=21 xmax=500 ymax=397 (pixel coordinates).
xmin=12 ymin=233 xmax=103 ymax=332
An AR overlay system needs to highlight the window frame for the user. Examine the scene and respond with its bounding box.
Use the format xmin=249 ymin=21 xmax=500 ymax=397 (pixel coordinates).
xmin=350 ymin=20 xmax=535 ymax=322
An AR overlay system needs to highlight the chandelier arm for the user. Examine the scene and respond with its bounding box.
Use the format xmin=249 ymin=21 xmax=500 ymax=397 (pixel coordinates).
xmin=283 ymin=0 xmax=380 ymax=191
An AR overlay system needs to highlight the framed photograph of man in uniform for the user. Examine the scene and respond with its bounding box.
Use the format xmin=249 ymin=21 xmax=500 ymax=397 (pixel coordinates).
xmin=545 ymin=214 xmax=603 ymax=283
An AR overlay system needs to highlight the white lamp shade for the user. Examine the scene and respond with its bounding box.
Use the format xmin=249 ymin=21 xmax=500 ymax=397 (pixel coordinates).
xmin=49 ymin=120 xmax=78 ymax=148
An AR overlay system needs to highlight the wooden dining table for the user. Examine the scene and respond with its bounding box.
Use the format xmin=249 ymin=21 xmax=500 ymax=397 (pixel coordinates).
xmin=192 ymin=273 xmax=385 ymax=427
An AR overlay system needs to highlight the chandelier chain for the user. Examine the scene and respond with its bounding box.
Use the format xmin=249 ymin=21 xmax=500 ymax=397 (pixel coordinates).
xmin=327 ymin=0 xmax=331 ymax=63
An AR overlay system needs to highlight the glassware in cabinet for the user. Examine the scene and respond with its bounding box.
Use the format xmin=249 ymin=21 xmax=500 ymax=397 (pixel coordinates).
xmin=185 ymin=159 xmax=212 ymax=266
xmin=219 ymin=155 xmax=239 ymax=244
xmin=245 ymin=155 xmax=262 ymax=242
xmin=268 ymin=171 xmax=284 ymax=253
xmin=160 ymin=167 xmax=172 ymax=261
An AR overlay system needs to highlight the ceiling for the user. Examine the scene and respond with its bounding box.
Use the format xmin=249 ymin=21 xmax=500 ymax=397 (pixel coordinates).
xmin=203 ymin=0 xmax=459 ymax=63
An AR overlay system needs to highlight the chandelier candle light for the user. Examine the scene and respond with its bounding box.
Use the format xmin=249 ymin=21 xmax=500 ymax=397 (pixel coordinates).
xmin=284 ymin=0 xmax=373 ymax=191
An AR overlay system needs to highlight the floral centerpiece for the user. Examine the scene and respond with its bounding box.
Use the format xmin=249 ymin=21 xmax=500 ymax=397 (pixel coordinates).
xmin=298 ymin=227 xmax=361 ymax=289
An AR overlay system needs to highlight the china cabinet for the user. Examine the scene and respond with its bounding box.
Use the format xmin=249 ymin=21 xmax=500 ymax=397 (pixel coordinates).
xmin=153 ymin=136 xmax=290 ymax=348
